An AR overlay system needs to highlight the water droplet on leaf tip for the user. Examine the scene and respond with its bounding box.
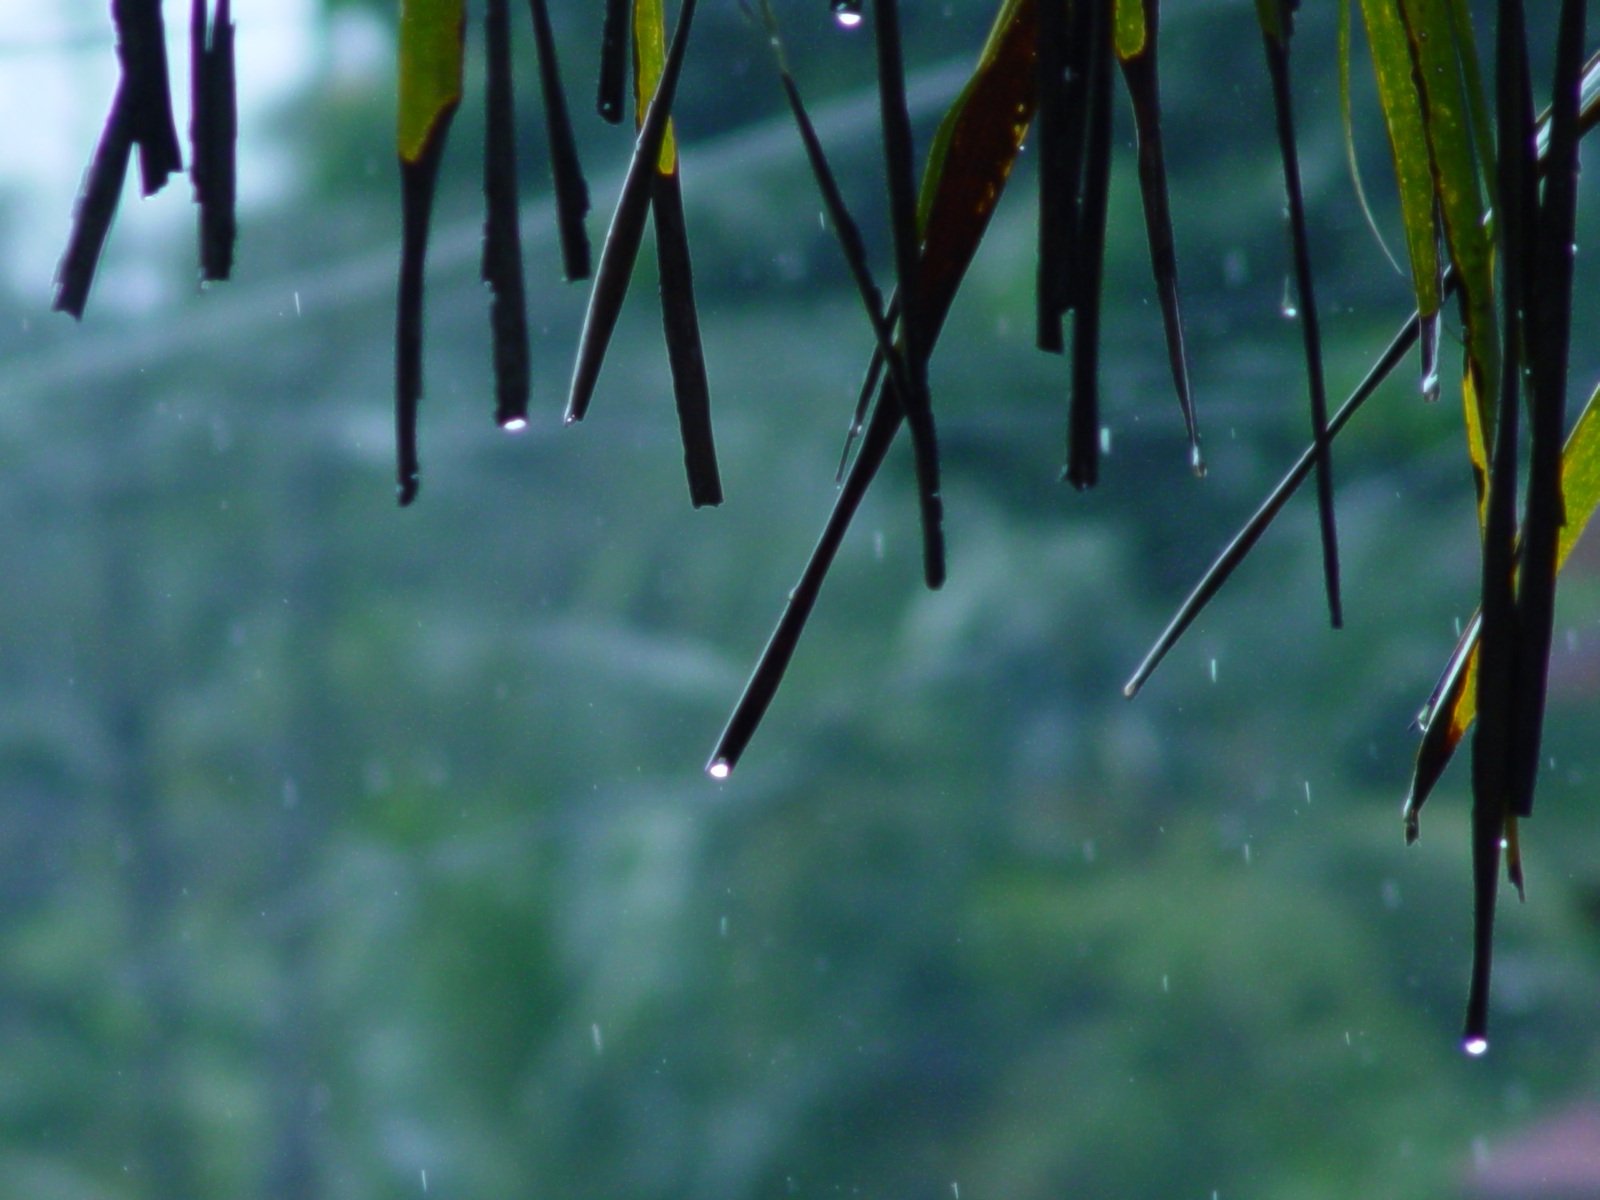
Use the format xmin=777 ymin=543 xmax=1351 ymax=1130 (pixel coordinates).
xmin=1463 ymin=1036 xmax=1489 ymax=1057
xmin=501 ymin=416 xmax=529 ymax=433
xmin=830 ymin=1 xmax=863 ymax=28
xmin=709 ymin=760 xmax=732 ymax=780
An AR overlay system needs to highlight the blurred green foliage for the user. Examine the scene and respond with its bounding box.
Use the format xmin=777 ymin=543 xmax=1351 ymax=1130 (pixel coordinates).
xmin=0 ymin=2 xmax=1599 ymax=1199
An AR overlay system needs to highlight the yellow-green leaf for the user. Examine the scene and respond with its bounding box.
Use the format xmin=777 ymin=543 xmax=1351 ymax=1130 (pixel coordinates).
xmin=634 ymin=0 xmax=677 ymax=173
xmin=1254 ymin=0 xmax=1287 ymax=45
xmin=397 ymin=0 xmax=465 ymax=163
xmin=1412 ymin=380 xmax=1600 ymax=794
xmin=1397 ymin=0 xmax=1497 ymax=463
xmin=1355 ymin=0 xmax=1436 ymax=314
xmin=1114 ymin=0 xmax=1147 ymax=61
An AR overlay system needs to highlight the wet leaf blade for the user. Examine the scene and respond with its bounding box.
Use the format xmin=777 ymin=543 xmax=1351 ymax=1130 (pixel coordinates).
xmin=1404 ymin=381 xmax=1600 ymax=825
xmin=873 ymin=0 xmax=945 ymax=587
xmin=190 ymin=0 xmax=238 ymax=282
xmin=1261 ymin=14 xmax=1342 ymax=626
xmin=597 ymin=0 xmax=630 ymax=123
xmin=1124 ymin=311 xmax=1420 ymax=699
xmin=398 ymin=0 xmax=466 ymax=163
xmin=1356 ymin=0 xmax=1445 ymax=313
xmin=53 ymin=87 xmax=136 ymax=318
xmin=636 ymin=0 xmax=719 ymax=506
xmin=1116 ymin=0 xmax=1202 ymax=474
xmin=566 ymin=0 xmax=698 ymax=423
xmin=484 ymin=0 xmax=531 ymax=429
xmin=710 ymin=0 xmax=1038 ymax=776
xmin=1397 ymin=0 xmax=1497 ymax=473
xmin=528 ymin=0 xmax=593 ymax=280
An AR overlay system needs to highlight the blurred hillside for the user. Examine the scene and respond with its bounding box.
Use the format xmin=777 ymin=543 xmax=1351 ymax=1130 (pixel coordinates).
xmin=0 ymin=2 xmax=1599 ymax=1198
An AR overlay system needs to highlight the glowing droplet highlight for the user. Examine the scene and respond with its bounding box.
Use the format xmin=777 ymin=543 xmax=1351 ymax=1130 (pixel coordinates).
xmin=708 ymin=759 xmax=732 ymax=780
xmin=501 ymin=416 xmax=529 ymax=433
xmin=1463 ymin=1036 xmax=1489 ymax=1057
xmin=831 ymin=0 xmax=863 ymax=27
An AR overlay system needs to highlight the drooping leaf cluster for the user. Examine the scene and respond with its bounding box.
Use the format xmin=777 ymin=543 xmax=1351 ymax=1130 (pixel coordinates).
xmin=50 ymin=0 xmax=1600 ymax=1049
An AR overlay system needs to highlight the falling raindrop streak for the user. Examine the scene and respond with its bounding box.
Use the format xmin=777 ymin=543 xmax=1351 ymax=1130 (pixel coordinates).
xmin=1280 ymin=275 xmax=1298 ymax=318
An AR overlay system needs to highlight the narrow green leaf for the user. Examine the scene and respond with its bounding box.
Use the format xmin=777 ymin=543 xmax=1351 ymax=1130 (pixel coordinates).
xmin=634 ymin=0 xmax=677 ymax=172
xmin=397 ymin=0 xmax=465 ymax=163
xmin=1358 ymin=0 xmax=1449 ymax=323
xmin=1395 ymin=0 xmax=1497 ymax=469
xmin=1339 ymin=0 xmax=1401 ymax=276
xmin=1113 ymin=0 xmax=1146 ymax=60
xmin=1253 ymin=0 xmax=1288 ymax=46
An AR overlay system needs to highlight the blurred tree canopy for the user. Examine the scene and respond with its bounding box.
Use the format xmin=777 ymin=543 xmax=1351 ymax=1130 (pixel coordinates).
xmin=7 ymin=2 xmax=1600 ymax=1197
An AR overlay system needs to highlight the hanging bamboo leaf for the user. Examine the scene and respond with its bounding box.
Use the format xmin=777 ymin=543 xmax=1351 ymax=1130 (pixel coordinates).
xmin=1113 ymin=0 xmax=1146 ymax=58
xmin=1116 ymin=0 xmax=1203 ymax=476
xmin=483 ymin=0 xmax=531 ymax=431
xmin=1404 ymin=384 xmax=1600 ymax=836
xmin=528 ymin=0 xmax=592 ymax=281
xmin=53 ymin=87 xmax=136 ymax=319
xmin=708 ymin=0 xmax=1037 ymax=779
xmin=566 ymin=0 xmax=698 ymax=425
xmin=1124 ymin=311 xmax=1422 ymax=700
xmin=873 ymin=0 xmax=945 ymax=587
xmin=395 ymin=0 xmax=465 ymax=505
xmin=1356 ymin=0 xmax=1437 ymax=321
xmin=189 ymin=0 xmax=237 ymax=282
xmin=598 ymin=0 xmax=630 ymax=123
xmin=114 ymin=0 xmax=184 ymax=195
xmin=1035 ymin=0 xmax=1077 ymax=353
xmin=1511 ymin=0 xmax=1586 ymax=818
xmin=397 ymin=0 xmax=465 ymax=164
xmin=1259 ymin=0 xmax=1342 ymax=628
xmin=1462 ymin=0 xmax=1537 ymax=1050
xmin=756 ymin=0 xmax=914 ymax=460
xmin=1397 ymin=0 xmax=1498 ymax=489
xmin=636 ymin=0 xmax=720 ymax=507
xmin=1065 ymin=6 xmax=1112 ymax=490
xmin=1340 ymin=1 xmax=1402 ymax=279
xmin=1401 ymin=48 xmax=1600 ymax=839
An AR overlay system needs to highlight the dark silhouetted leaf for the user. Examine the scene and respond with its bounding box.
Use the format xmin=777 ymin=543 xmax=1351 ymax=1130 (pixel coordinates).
xmin=1116 ymin=0 xmax=1202 ymax=475
xmin=566 ymin=0 xmax=698 ymax=425
xmin=395 ymin=0 xmax=465 ymax=505
xmin=528 ymin=0 xmax=592 ymax=281
xmin=483 ymin=0 xmax=531 ymax=430
xmin=1260 ymin=0 xmax=1342 ymax=628
xmin=189 ymin=0 xmax=237 ymax=282
xmin=709 ymin=0 xmax=1037 ymax=778
xmin=53 ymin=87 xmax=136 ymax=319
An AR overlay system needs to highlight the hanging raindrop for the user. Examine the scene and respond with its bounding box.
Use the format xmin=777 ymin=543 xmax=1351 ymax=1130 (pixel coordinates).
xmin=831 ymin=0 xmax=864 ymax=29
